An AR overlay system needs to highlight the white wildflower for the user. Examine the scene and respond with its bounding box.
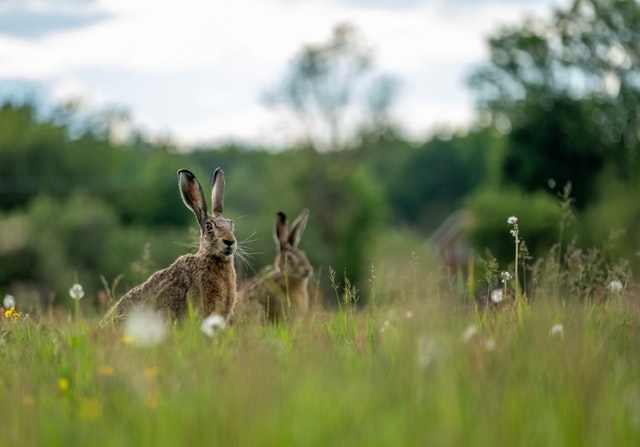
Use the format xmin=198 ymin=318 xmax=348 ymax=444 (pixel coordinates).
xmin=609 ymin=280 xmax=623 ymax=293
xmin=500 ymin=271 xmax=512 ymax=283
xmin=508 ymin=216 xmax=520 ymax=242
xmin=417 ymin=333 xmax=438 ymax=369
xmin=490 ymin=289 xmax=504 ymax=304
xmin=485 ymin=337 xmax=497 ymax=351
xmin=3 ymin=294 xmax=15 ymax=309
xmin=201 ymin=313 xmax=227 ymax=337
xmin=549 ymin=323 xmax=564 ymax=339
xmin=69 ymin=283 xmax=85 ymax=300
xmin=405 ymin=310 xmax=414 ymax=320
xmin=124 ymin=308 xmax=167 ymax=347
xmin=461 ymin=324 xmax=479 ymax=343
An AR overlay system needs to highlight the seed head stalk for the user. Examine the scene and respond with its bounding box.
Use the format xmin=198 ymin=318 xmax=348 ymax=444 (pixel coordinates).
xmin=69 ymin=281 xmax=85 ymax=324
xmin=508 ymin=216 xmax=524 ymax=324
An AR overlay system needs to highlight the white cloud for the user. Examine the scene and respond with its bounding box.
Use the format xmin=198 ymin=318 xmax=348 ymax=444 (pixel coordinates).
xmin=50 ymin=76 xmax=100 ymax=105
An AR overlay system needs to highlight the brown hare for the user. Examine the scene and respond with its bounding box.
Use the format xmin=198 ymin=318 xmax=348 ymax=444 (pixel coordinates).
xmin=99 ymin=168 xmax=237 ymax=327
xmin=238 ymin=209 xmax=313 ymax=323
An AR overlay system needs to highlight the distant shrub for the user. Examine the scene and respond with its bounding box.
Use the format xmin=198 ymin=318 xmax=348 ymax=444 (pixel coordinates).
xmin=464 ymin=187 xmax=564 ymax=265
xmin=0 ymin=193 xmax=189 ymax=312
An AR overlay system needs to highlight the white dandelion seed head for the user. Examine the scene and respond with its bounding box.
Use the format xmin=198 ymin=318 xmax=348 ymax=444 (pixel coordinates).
xmin=124 ymin=308 xmax=167 ymax=347
xmin=609 ymin=280 xmax=623 ymax=293
xmin=549 ymin=323 xmax=564 ymax=339
xmin=461 ymin=324 xmax=479 ymax=343
xmin=3 ymin=294 xmax=15 ymax=309
xmin=201 ymin=313 xmax=227 ymax=337
xmin=500 ymin=271 xmax=512 ymax=283
xmin=490 ymin=289 xmax=504 ymax=304
xmin=507 ymin=216 xmax=518 ymax=225
xmin=69 ymin=283 xmax=85 ymax=300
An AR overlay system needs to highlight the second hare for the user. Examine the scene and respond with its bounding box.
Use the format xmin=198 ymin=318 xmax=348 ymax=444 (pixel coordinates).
xmin=99 ymin=167 xmax=237 ymax=327
xmin=239 ymin=209 xmax=313 ymax=323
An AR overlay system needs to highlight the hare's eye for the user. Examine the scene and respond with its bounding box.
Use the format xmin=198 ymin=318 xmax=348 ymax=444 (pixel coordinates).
xmin=205 ymin=222 xmax=213 ymax=231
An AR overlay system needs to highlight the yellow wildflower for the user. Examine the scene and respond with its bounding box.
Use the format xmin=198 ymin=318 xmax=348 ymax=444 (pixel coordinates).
xmin=4 ymin=306 xmax=20 ymax=319
xmin=121 ymin=336 xmax=134 ymax=345
xmin=58 ymin=378 xmax=69 ymax=392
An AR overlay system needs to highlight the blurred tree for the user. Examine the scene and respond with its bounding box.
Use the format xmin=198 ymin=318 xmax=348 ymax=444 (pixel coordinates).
xmin=502 ymin=97 xmax=604 ymax=207
xmin=385 ymin=131 xmax=490 ymax=231
xmin=264 ymin=23 xmax=400 ymax=150
xmin=289 ymin=149 xmax=383 ymax=297
xmin=0 ymin=192 xmax=189 ymax=311
xmin=468 ymin=0 xmax=640 ymax=203
xmin=52 ymin=99 xmax=134 ymax=143
xmin=0 ymin=102 xmax=70 ymax=209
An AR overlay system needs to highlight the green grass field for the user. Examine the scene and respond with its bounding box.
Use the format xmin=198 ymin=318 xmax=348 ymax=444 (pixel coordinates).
xmin=2 ymin=225 xmax=640 ymax=446
xmin=2 ymin=282 xmax=639 ymax=446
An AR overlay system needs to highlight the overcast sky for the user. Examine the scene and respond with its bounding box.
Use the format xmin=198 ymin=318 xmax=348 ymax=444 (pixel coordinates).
xmin=0 ymin=0 xmax=567 ymax=147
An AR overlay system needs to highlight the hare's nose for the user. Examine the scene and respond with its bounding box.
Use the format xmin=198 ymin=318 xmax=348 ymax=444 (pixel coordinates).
xmin=223 ymin=239 xmax=235 ymax=248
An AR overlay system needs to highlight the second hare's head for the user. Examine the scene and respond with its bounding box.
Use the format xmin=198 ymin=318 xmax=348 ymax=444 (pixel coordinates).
xmin=178 ymin=168 xmax=236 ymax=259
xmin=274 ymin=209 xmax=312 ymax=280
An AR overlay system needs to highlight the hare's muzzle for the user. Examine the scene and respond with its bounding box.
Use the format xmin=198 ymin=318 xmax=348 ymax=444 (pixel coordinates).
xmin=221 ymin=238 xmax=236 ymax=256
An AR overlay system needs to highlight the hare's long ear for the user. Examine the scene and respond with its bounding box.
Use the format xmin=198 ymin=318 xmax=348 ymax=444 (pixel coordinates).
xmin=211 ymin=167 xmax=225 ymax=217
xmin=178 ymin=169 xmax=208 ymax=228
xmin=288 ymin=209 xmax=309 ymax=247
xmin=274 ymin=212 xmax=288 ymax=248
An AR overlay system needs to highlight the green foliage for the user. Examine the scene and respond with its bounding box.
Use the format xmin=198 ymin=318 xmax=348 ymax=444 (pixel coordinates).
xmin=0 ymin=99 xmax=394 ymax=309
xmin=579 ymin=176 xmax=640 ymax=272
xmin=468 ymin=0 xmax=640 ymax=201
xmin=0 ymin=193 xmax=187 ymax=310
xmin=387 ymin=132 xmax=490 ymax=230
xmin=301 ymin=150 xmax=384 ymax=292
xmin=110 ymin=151 xmax=189 ymax=226
xmin=0 ymin=103 xmax=75 ymax=209
xmin=502 ymin=97 xmax=604 ymax=208
xmin=464 ymin=187 xmax=564 ymax=265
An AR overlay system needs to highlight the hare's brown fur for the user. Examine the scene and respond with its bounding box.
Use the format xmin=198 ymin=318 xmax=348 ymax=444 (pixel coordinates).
xmin=99 ymin=168 xmax=237 ymax=327
xmin=238 ymin=210 xmax=312 ymax=323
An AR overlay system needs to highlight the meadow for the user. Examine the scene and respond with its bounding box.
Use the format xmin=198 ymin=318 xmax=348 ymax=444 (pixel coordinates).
xmin=1 ymin=221 xmax=640 ymax=447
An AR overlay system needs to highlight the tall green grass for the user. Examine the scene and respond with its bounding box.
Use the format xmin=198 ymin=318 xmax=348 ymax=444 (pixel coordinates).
xmin=1 ymin=223 xmax=639 ymax=446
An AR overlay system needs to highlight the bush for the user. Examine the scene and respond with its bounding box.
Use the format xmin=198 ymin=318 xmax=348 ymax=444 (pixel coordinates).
xmin=464 ymin=187 xmax=564 ymax=266
xmin=0 ymin=193 xmax=191 ymax=312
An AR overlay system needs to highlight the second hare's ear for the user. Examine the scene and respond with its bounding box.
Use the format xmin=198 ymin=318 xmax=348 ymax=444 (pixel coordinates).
xmin=211 ymin=167 xmax=225 ymax=217
xmin=274 ymin=212 xmax=288 ymax=247
xmin=178 ymin=169 xmax=208 ymax=228
xmin=288 ymin=209 xmax=309 ymax=247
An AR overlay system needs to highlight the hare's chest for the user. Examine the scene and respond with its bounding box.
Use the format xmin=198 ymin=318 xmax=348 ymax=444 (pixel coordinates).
xmin=192 ymin=257 xmax=236 ymax=316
